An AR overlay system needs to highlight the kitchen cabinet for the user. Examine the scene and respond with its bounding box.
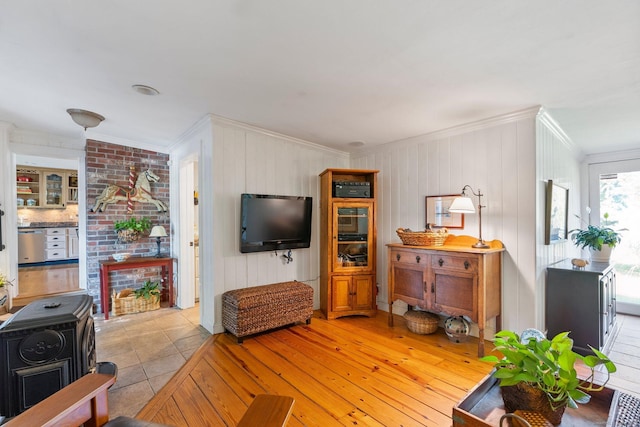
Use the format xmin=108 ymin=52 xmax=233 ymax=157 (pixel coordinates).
xmin=546 ymin=260 xmax=617 ymax=356
xmin=45 ymin=228 xmax=67 ymax=261
xmin=16 ymin=168 xmax=41 ymax=208
xmin=320 ymin=168 xmax=378 ymax=320
xmin=387 ymin=237 xmax=504 ymax=357
xmin=16 ymin=166 xmax=76 ymax=209
xmin=67 ymin=228 xmax=79 ymax=259
xmin=67 ymin=173 xmax=78 ymax=204
xmin=43 ymin=171 xmax=64 ymax=207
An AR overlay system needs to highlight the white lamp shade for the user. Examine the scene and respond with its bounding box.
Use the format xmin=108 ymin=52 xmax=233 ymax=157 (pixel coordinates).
xmin=448 ymin=196 xmax=475 ymax=213
xmin=149 ymin=225 xmax=168 ymax=237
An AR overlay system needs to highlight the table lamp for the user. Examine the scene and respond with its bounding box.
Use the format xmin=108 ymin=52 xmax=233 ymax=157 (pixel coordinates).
xmin=448 ymin=185 xmax=489 ymax=249
xmin=149 ymin=225 xmax=168 ymax=257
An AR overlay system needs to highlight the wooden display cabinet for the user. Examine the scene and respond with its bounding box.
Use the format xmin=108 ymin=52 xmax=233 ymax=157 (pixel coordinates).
xmin=387 ymin=236 xmax=504 ymax=357
xmin=320 ymin=168 xmax=378 ymax=320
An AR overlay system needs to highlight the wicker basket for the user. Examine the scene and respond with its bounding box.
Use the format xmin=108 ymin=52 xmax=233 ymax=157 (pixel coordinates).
xmin=112 ymin=288 xmax=160 ymax=316
xmin=403 ymin=310 xmax=439 ymax=334
xmin=117 ymin=229 xmax=139 ymax=243
xmin=396 ymin=228 xmax=449 ymax=246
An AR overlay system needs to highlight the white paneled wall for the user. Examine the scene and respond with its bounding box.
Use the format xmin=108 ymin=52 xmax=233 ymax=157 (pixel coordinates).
xmin=352 ymin=108 xmax=541 ymax=335
xmin=176 ymin=108 xmax=583 ymax=337
xmin=208 ymin=117 xmax=348 ymax=333
xmin=535 ymin=111 xmax=582 ymax=328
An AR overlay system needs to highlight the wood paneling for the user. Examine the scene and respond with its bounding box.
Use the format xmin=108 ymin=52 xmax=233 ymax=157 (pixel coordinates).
xmin=209 ymin=120 xmax=348 ymax=333
xmin=352 ymin=109 xmax=540 ymax=334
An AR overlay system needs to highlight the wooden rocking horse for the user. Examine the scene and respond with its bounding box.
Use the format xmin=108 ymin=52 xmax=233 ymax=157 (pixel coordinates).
xmin=91 ymin=169 xmax=168 ymax=212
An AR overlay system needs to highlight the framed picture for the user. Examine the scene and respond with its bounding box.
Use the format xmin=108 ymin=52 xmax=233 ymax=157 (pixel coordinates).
xmin=425 ymin=195 xmax=464 ymax=229
xmin=545 ymin=180 xmax=569 ymax=245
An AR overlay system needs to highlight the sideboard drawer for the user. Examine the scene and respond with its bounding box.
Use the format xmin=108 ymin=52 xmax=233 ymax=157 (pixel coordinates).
xmin=431 ymin=254 xmax=477 ymax=273
xmin=390 ymin=249 xmax=427 ymax=266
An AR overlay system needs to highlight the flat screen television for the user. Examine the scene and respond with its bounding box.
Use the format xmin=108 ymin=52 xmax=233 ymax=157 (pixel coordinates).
xmin=240 ymin=193 xmax=313 ymax=253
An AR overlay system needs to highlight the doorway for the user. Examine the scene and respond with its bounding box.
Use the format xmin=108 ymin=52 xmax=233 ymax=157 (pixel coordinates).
xmin=178 ymin=157 xmax=199 ymax=308
xmin=10 ymin=150 xmax=86 ymax=309
xmin=589 ymin=159 xmax=640 ymax=316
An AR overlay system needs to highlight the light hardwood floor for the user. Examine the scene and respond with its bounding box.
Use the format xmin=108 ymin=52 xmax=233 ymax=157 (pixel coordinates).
xmin=14 ymin=263 xmax=81 ymax=306
xmin=136 ymin=311 xmax=494 ymax=426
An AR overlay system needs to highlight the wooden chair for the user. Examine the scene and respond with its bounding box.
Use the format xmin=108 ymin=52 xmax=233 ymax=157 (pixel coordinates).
xmin=3 ymin=373 xmax=295 ymax=427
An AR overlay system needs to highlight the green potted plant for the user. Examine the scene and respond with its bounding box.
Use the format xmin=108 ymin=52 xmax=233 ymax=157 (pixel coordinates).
xmin=114 ymin=216 xmax=152 ymax=243
xmin=0 ymin=272 xmax=14 ymax=314
xmin=134 ymin=279 xmax=161 ymax=300
xmin=481 ymin=330 xmax=616 ymax=425
xmin=570 ymin=212 xmax=624 ymax=262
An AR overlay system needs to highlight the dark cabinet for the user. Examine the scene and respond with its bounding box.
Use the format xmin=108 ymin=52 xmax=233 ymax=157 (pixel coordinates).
xmin=546 ymin=260 xmax=617 ymax=356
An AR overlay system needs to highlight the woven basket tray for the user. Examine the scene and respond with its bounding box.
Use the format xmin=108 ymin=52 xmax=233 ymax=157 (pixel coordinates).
xmin=396 ymin=228 xmax=448 ymax=246
xmin=112 ymin=289 xmax=160 ymax=316
xmin=403 ymin=310 xmax=439 ymax=334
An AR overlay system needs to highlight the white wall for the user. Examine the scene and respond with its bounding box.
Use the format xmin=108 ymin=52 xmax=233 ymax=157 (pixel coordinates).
xmin=0 ymin=123 xmax=14 ymax=290
xmin=351 ymin=108 xmax=541 ymax=335
xmin=182 ymin=115 xmax=348 ymax=334
xmin=535 ymin=111 xmax=583 ymax=329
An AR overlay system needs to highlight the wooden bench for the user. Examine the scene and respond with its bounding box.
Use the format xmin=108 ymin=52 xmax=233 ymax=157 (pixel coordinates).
xmin=222 ymin=281 xmax=313 ymax=343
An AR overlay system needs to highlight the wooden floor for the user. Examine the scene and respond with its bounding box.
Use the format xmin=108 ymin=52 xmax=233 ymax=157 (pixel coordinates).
xmin=14 ymin=263 xmax=80 ymax=306
xmin=136 ymin=311 xmax=493 ymax=426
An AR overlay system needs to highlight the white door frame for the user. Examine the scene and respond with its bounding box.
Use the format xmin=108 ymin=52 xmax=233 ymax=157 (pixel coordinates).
xmin=177 ymin=157 xmax=198 ymax=309
xmin=589 ymin=157 xmax=640 ymax=316
xmin=6 ymin=144 xmax=86 ymax=307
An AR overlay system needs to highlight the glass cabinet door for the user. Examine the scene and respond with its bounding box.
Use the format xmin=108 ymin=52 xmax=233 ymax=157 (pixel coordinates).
xmin=334 ymin=203 xmax=373 ymax=271
xmin=44 ymin=172 xmax=64 ymax=207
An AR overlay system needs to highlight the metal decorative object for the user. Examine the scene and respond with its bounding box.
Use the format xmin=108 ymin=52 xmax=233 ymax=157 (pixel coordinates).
xmin=444 ymin=316 xmax=470 ymax=343
xmin=91 ymin=169 xmax=167 ymax=212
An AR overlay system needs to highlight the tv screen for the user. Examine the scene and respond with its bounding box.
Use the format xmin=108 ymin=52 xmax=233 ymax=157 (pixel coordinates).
xmin=240 ymin=193 xmax=313 ymax=253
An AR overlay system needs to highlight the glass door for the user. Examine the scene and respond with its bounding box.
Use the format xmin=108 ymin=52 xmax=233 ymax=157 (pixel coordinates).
xmin=334 ymin=203 xmax=372 ymax=271
xmin=44 ymin=171 xmax=64 ymax=207
xmin=590 ymin=159 xmax=640 ymax=316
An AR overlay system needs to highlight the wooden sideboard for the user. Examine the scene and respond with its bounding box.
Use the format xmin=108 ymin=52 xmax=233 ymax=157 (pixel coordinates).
xmin=387 ymin=236 xmax=504 ymax=357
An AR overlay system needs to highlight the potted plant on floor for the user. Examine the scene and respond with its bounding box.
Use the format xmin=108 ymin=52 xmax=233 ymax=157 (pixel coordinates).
xmin=570 ymin=212 xmax=624 ymax=263
xmin=481 ymin=330 xmax=616 ymax=425
xmin=112 ymin=280 xmax=161 ymax=316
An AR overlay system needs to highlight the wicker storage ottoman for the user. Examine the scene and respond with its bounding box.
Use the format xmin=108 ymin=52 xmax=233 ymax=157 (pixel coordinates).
xmin=403 ymin=310 xmax=439 ymax=334
xmin=222 ymin=281 xmax=313 ymax=343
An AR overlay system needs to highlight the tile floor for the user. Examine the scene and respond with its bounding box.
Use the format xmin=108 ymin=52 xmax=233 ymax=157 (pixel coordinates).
xmin=94 ymin=304 xmax=209 ymax=419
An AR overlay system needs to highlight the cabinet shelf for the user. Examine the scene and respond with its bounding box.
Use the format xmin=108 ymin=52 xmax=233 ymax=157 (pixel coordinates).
xmin=16 ymin=166 xmax=77 ymax=208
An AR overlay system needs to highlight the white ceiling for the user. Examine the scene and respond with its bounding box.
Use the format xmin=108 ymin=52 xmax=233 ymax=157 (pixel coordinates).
xmin=1 ymin=1 xmax=639 ymax=155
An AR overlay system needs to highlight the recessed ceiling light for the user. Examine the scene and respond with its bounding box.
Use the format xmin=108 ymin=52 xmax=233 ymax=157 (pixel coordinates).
xmin=348 ymin=141 xmax=365 ymax=148
xmin=132 ymin=84 xmax=160 ymax=96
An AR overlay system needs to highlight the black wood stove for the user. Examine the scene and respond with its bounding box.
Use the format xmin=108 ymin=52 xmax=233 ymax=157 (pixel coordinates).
xmin=0 ymin=294 xmax=96 ymax=418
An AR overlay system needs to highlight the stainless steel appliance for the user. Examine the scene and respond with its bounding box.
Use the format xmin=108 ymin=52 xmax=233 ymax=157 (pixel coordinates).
xmin=18 ymin=228 xmax=46 ymax=264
